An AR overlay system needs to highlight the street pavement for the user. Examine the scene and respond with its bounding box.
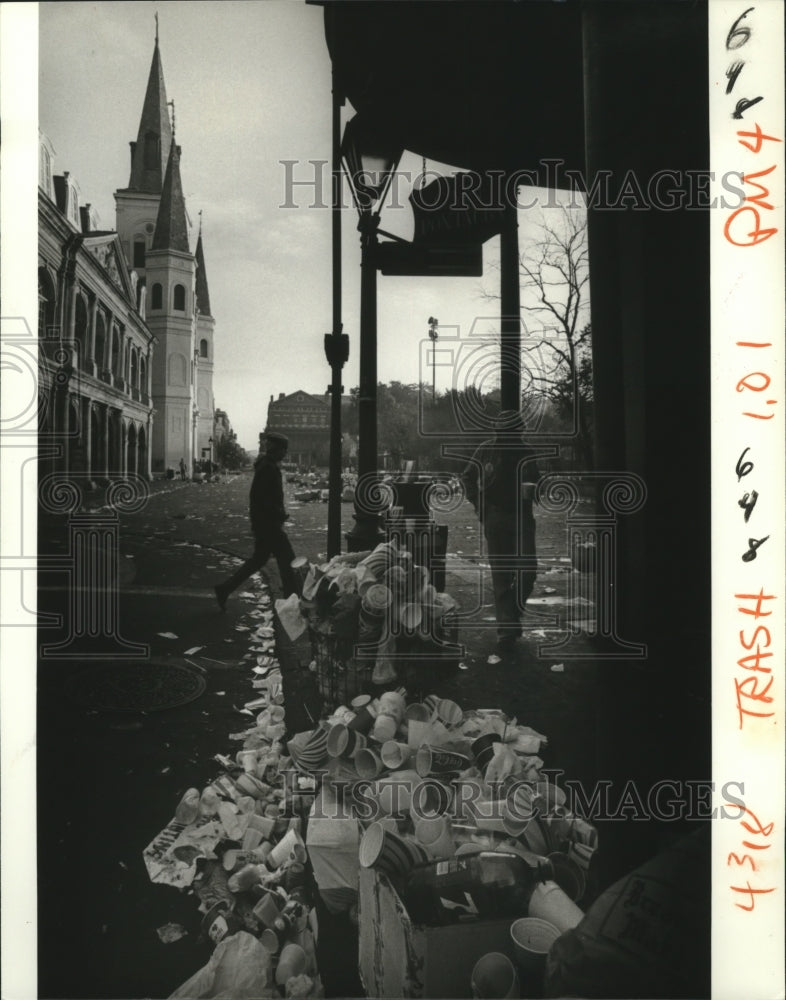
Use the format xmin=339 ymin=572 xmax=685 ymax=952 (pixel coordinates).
xmin=36 ymin=471 xmax=601 ymax=999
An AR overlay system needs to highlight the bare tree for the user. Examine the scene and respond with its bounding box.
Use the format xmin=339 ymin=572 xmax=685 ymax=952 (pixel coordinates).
xmin=484 ymin=204 xmax=593 ymax=468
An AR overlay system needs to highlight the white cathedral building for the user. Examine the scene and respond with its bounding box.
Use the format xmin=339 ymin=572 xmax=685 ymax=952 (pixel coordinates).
xmin=38 ymin=30 xmax=216 ymax=480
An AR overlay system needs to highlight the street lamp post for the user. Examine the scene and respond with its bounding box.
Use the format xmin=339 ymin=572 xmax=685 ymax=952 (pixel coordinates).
xmin=341 ymin=114 xmax=403 ymax=552
xmin=428 ymin=316 xmax=439 ymax=403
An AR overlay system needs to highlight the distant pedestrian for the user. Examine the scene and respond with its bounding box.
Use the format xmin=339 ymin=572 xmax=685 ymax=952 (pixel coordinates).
xmin=179 ymin=458 xmax=187 ymax=480
xmin=214 ymin=431 xmax=299 ymax=610
xmin=462 ymin=411 xmax=541 ymax=651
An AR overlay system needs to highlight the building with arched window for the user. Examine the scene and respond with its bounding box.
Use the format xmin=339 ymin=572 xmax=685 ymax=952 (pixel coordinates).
xmin=38 ymin=131 xmax=154 ymax=484
xmin=39 ymin=30 xmax=219 ymax=480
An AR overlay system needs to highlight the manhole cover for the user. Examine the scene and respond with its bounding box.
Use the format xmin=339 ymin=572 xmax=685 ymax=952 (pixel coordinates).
xmin=66 ymin=660 xmax=207 ymax=713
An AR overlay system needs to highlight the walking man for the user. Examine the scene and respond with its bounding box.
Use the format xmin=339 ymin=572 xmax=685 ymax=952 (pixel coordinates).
xmin=179 ymin=457 xmax=187 ymax=480
xmin=214 ymin=431 xmax=299 ymax=609
xmin=462 ymin=411 xmax=541 ymax=650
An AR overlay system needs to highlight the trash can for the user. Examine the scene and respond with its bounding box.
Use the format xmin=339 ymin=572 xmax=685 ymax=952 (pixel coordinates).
xmin=387 ymin=477 xmax=448 ymax=593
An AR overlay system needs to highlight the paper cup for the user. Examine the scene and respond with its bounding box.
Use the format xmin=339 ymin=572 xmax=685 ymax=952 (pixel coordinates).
xmin=275 ymin=943 xmax=308 ymax=985
xmin=415 ymin=816 xmax=456 ymax=859
xmin=471 ymin=952 xmax=520 ymax=999
xmin=548 ymin=852 xmax=587 ymax=902
xmin=253 ymin=892 xmax=283 ymax=929
xmin=510 ymin=917 xmax=561 ymax=970
xmin=295 ymin=726 xmax=330 ymax=771
xmin=355 ymin=747 xmax=384 ymax=779
xmin=267 ymin=828 xmax=307 ymax=870
xmin=472 ymin=733 xmax=502 ymax=772
xmin=528 ymin=881 xmax=584 ymax=933
xmin=347 ymin=695 xmax=377 ymax=733
xmin=380 ymin=740 xmax=412 ymax=770
xmin=359 ymin=821 xmax=429 ymax=881
xmin=372 ymin=714 xmax=398 ymax=743
xmin=372 ymin=769 xmax=420 ymax=817
xmin=410 ymin=778 xmax=454 ymax=820
xmin=400 ymin=603 xmax=423 ymax=630
xmin=246 ymin=814 xmax=277 ymax=839
xmin=435 ymin=698 xmax=463 ymax=727
xmin=404 ymin=702 xmax=431 ymax=723
xmin=260 ymin=927 xmax=280 ymax=954
xmin=415 ymin=744 xmax=470 ymax=778
xmin=234 ymin=773 xmax=268 ymax=801
xmin=242 ymin=827 xmax=264 ymax=851
xmin=423 ymin=694 xmax=440 ymax=715
xmin=327 ymin=723 xmax=367 ymax=759
xmin=237 ymin=749 xmax=260 ymax=773
xmin=407 ymin=719 xmax=431 ymax=749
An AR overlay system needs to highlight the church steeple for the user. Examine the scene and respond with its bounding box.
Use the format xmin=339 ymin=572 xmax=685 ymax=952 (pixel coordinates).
xmin=195 ymin=218 xmax=212 ymax=317
xmin=127 ymin=32 xmax=173 ymax=193
xmin=152 ymin=141 xmax=190 ymax=253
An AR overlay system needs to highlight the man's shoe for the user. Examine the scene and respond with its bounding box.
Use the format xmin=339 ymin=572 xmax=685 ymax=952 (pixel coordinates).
xmin=214 ymin=584 xmax=228 ymax=612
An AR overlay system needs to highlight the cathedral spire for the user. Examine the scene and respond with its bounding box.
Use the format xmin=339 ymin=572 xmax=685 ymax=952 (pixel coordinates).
xmin=195 ymin=215 xmax=212 ymax=317
xmin=151 ymin=142 xmax=190 ymax=253
xmin=127 ymin=30 xmax=173 ymax=193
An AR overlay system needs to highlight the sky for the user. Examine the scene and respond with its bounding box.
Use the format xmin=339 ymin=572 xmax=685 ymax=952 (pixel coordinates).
xmin=38 ymin=0 xmax=586 ymax=451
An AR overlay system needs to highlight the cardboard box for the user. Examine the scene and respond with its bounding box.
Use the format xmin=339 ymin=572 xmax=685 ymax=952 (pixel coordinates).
xmin=358 ymin=867 xmax=513 ymax=998
xmin=307 ymin=787 xmax=360 ymax=913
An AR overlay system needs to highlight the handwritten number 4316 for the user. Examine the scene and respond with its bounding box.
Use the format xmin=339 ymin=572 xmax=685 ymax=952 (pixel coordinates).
xmin=736 ymin=448 xmax=768 ymax=561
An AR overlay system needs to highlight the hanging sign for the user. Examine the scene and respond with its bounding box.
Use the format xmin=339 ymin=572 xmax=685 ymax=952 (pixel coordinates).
xmin=410 ymin=173 xmax=506 ymax=246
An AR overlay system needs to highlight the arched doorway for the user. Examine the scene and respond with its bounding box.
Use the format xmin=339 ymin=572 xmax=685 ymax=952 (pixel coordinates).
xmin=126 ymin=423 xmax=137 ymax=476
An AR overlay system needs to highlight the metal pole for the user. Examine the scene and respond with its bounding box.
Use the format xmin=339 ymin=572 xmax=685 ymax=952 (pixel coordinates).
xmin=326 ymin=66 xmax=345 ymax=558
xmin=500 ymin=195 xmax=521 ymax=412
xmin=345 ymin=215 xmax=380 ymax=552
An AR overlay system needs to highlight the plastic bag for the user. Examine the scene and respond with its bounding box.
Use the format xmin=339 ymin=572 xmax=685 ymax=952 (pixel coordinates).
xmin=169 ymin=931 xmax=273 ymax=999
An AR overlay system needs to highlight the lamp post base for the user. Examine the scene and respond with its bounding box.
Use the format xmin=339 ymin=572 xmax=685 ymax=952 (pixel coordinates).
xmin=345 ymin=511 xmax=385 ymax=554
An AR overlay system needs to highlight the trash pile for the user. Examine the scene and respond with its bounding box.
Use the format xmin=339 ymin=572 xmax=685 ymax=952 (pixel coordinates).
xmin=290 ymin=538 xmax=459 ymax=696
xmin=143 ymin=587 xmax=326 ymax=1000
xmin=144 ymin=560 xmax=598 ymax=998
xmin=287 ymin=691 xmax=598 ymax=997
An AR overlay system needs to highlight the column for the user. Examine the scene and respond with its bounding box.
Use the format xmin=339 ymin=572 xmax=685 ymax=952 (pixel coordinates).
xmin=120 ymin=420 xmax=128 ymax=477
xmin=499 ymin=197 xmax=521 ymax=414
xmin=102 ymin=405 xmax=110 ymax=480
xmin=105 ymin=313 xmax=114 ymax=381
xmin=83 ymin=396 xmax=93 ymax=486
xmin=146 ymin=412 xmax=153 ymax=481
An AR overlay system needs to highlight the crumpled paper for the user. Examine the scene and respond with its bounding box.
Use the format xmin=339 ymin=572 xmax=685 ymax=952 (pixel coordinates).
xmin=144 ymin=817 xmax=223 ymax=889
xmin=276 ymin=594 xmax=306 ymax=641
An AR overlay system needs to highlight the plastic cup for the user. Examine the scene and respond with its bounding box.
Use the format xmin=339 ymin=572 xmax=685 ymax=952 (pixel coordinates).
xmin=510 ymin=917 xmax=560 ymax=970
xmin=372 ymin=714 xmax=398 ymax=743
xmin=355 ymin=747 xmax=384 ymax=779
xmin=276 ymin=942 xmax=308 ymax=986
xmin=414 ymin=816 xmax=456 ymax=859
xmin=415 ymin=744 xmax=470 ymax=778
xmin=471 ymin=952 xmax=520 ymax=998
xmin=267 ymin=828 xmax=307 ymax=870
xmin=380 ymin=740 xmax=412 ymax=770
xmin=435 ymin=698 xmax=463 ymax=727
xmin=528 ymin=880 xmax=584 ymax=932
xmin=358 ymin=821 xmax=429 ymax=880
